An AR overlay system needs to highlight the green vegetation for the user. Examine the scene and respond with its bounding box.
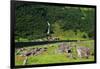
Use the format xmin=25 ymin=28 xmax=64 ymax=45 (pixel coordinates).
xmin=15 ymin=2 xmax=95 ymax=41
xmin=15 ymin=2 xmax=95 ymax=66
xmin=15 ymin=40 xmax=94 ymax=65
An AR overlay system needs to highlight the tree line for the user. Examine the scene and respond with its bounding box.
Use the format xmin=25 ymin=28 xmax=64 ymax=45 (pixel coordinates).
xmin=15 ymin=2 xmax=95 ymax=41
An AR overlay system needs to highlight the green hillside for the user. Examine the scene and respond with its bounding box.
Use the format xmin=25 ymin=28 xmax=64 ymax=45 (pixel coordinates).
xmin=15 ymin=2 xmax=95 ymax=42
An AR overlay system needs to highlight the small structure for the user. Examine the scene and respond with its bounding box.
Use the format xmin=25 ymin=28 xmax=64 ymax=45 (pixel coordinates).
xmin=58 ymin=43 xmax=73 ymax=58
xmin=77 ymin=46 xmax=90 ymax=58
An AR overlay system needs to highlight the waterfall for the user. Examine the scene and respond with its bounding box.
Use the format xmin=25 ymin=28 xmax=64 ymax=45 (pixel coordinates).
xmin=47 ymin=21 xmax=50 ymax=35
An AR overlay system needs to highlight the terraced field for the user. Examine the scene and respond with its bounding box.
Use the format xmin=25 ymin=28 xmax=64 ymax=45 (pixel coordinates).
xmin=15 ymin=40 xmax=95 ymax=66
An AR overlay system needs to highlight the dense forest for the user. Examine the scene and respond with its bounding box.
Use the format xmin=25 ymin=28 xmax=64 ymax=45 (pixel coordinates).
xmin=15 ymin=2 xmax=95 ymax=42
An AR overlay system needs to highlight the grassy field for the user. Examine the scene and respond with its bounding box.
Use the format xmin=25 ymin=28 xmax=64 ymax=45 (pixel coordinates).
xmin=15 ymin=40 xmax=95 ymax=65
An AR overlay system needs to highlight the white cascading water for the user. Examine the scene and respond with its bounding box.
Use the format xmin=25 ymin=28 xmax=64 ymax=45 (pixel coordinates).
xmin=47 ymin=21 xmax=50 ymax=35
